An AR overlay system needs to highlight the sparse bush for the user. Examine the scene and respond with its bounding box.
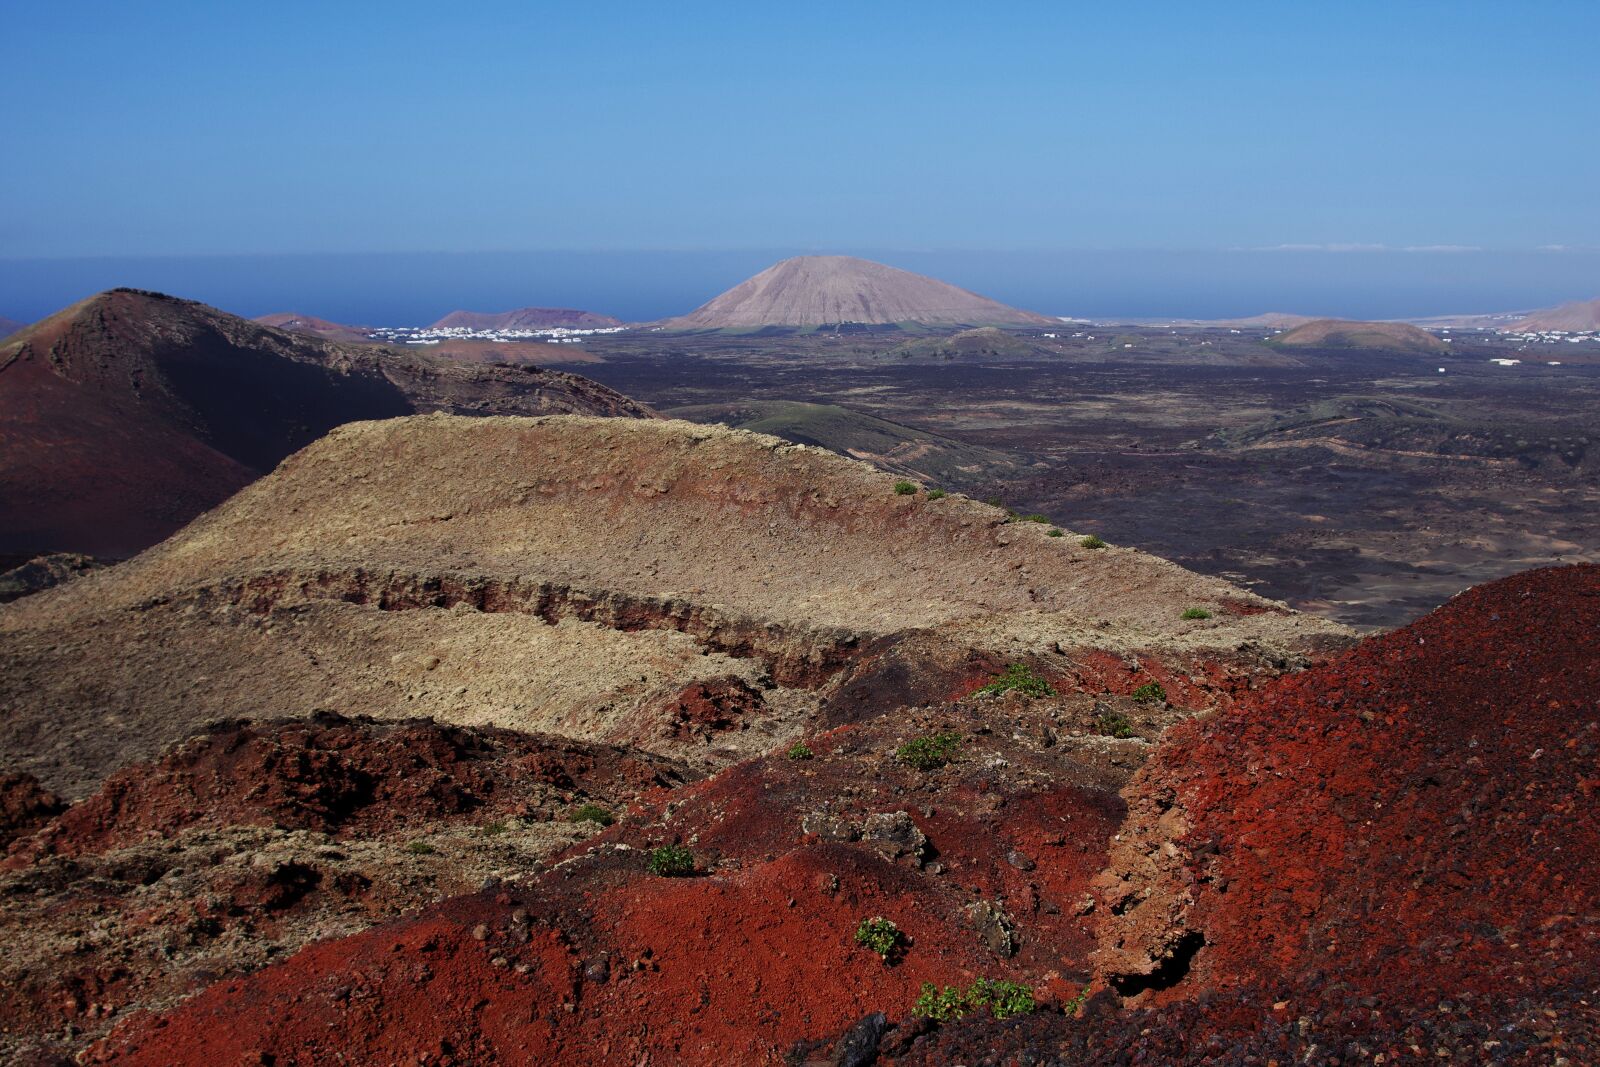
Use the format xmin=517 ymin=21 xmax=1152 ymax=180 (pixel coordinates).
xmin=646 ymin=844 xmax=694 ymax=877
xmin=914 ymin=983 xmax=969 ymax=1022
xmin=976 ymin=663 xmax=1055 ymax=698
xmin=914 ymin=978 xmax=1036 ymax=1022
xmin=969 ymin=977 xmax=1037 ymax=1019
xmin=481 ymin=820 xmax=510 ymax=836
xmin=786 ymin=741 xmax=814 ymax=761
xmin=1181 ymin=607 xmax=1213 ymax=620
xmin=1063 ymin=984 xmax=1090 ymax=1015
xmin=897 ymin=730 xmax=963 ymax=771
xmin=854 ymin=916 xmax=904 ymax=962
xmin=926 ymin=488 xmax=947 ymax=500
xmin=893 ymin=480 xmax=918 ymax=495
xmin=1131 ymin=681 xmax=1167 ymax=705
xmin=406 ymin=841 xmax=436 ymax=855
xmin=1094 ymin=710 xmax=1135 ymax=739
xmin=1080 ymin=534 xmax=1107 ymax=549
xmin=1046 ymin=528 xmax=1063 ymax=537
xmin=573 ymin=803 xmax=615 ymax=827
xmin=1022 ymin=513 xmax=1050 ymax=524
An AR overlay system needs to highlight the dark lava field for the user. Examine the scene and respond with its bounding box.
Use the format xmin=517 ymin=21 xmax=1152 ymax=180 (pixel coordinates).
xmin=574 ymin=326 xmax=1600 ymax=630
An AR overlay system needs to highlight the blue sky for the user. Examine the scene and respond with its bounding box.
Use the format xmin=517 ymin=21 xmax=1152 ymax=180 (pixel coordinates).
xmin=2 ymin=1 xmax=1596 ymax=319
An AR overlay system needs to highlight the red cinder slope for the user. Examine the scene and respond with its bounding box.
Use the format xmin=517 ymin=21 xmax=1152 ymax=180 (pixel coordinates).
xmin=1099 ymin=562 xmax=1600 ymax=1006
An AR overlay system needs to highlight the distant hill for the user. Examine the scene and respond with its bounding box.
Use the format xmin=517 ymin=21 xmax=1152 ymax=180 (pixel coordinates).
xmin=885 ymin=326 xmax=1047 ymax=360
xmin=429 ymin=308 xmax=623 ymax=330
xmin=252 ymin=312 xmax=376 ymax=344
xmin=1274 ymin=318 xmax=1446 ymax=354
xmin=666 ymin=399 xmax=1023 ymax=490
xmin=0 ymin=316 xmax=25 ymax=340
xmin=0 ymin=289 xmax=651 ymax=559
xmin=1507 ymin=297 xmax=1600 ymax=333
xmin=1216 ymin=312 xmax=1318 ymax=330
xmin=663 ymin=255 xmax=1055 ymax=330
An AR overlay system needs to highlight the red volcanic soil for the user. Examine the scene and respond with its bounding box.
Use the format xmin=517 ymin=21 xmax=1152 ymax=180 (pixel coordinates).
xmin=15 ymin=711 xmax=691 ymax=862
xmin=40 ymin=566 xmax=1600 ymax=1064
xmin=1103 ymin=563 xmax=1600 ymax=1003
xmin=84 ymin=693 xmax=1142 ymax=1065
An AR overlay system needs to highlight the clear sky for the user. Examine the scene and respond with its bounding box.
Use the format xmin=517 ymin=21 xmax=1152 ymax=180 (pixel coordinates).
xmin=2 ymin=1 xmax=1597 ymax=319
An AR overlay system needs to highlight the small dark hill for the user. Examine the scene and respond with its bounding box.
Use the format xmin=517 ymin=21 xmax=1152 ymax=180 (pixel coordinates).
xmin=429 ymin=308 xmax=622 ymax=330
xmin=0 ymin=290 xmax=651 ymax=558
xmin=1274 ymin=318 xmax=1446 ymax=353
xmin=885 ymin=326 xmax=1048 ymax=360
xmin=252 ymin=312 xmax=377 ymax=344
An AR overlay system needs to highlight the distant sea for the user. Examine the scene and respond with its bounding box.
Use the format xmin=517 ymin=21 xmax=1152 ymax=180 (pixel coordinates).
xmin=2 ymin=248 xmax=1596 ymax=326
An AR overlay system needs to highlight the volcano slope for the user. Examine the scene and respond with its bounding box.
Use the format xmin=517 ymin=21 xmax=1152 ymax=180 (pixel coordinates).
xmin=795 ymin=563 xmax=1600 ymax=1064
xmin=48 ymin=565 xmax=1594 ymax=1066
xmin=0 ymin=414 xmax=1348 ymax=801
xmin=0 ymin=289 xmax=649 ymax=561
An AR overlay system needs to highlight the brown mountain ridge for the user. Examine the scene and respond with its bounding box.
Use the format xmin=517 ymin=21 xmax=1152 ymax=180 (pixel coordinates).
xmin=0 ymin=289 xmax=651 ymax=560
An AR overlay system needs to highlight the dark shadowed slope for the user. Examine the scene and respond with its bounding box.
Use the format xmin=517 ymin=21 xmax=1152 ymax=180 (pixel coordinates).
xmin=664 ymin=256 xmax=1056 ymax=330
xmin=0 ymin=290 xmax=652 ymax=559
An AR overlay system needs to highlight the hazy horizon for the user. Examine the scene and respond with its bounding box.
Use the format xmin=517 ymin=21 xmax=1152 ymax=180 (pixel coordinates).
xmin=3 ymin=247 xmax=1596 ymax=327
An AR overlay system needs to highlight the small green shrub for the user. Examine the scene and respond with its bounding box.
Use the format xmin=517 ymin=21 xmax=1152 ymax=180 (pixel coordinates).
xmin=926 ymin=488 xmax=947 ymax=500
xmin=853 ymin=916 xmax=904 ymax=961
xmin=406 ymin=841 xmax=436 ymax=855
xmin=1094 ymin=710 xmax=1135 ymax=739
xmin=1131 ymin=681 xmax=1167 ymax=705
xmin=1080 ymin=534 xmax=1107 ymax=549
xmin=786 ymin=741 xmax=814 ymax=761
xmin=1022 ymin=513 xmax=1050 ymax=524
xmin=914 ymin=978 xmax=1037 ymax=1022
xmin=914 ymin=983 xmax=969 ymax=1022
xmin=1046 ymin=528 xmax=1063 ymax=537
xmin=897 ymin=730 xmax=963 ymax=771
xmin=893 ymin=480 xmax=918 ymax=495
xmin=646 ymin=844 xmax=694 ymax=877
xmin=481 ymin=820 xmax=510 ymax=836
xmin=976 ymin=663 xmax=1055 ymax=699
xmin=1181 ymin=607 xmax=1213 ymax=620
xmin=969 ymin=977 xmax=1037 ymax=1020
xmin=1063 ymin=984 xmax=1090 ymax=1015
xmin=573 ymin=803 xmax=615 ymax=827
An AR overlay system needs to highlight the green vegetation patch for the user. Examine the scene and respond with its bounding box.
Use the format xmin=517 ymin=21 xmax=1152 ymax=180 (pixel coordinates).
xmin=925 ymin=488 xmax=947 ymax=500
xmin=854 ymin=916 xmax=904 ymax=962
xmin=1181 ymin=607 xmax=1213 ymax=620
xmin=573 ymin=803 xmax=615 ymax=827
xmin=1046 ymin=528 xmax=1063 ymax=537
xmin=1094 ymin=710 xmax=1135 ymax=739
xmin=897 ymin=730 xmax=963 ymax=771
xmin=976 ymin=663 xmax=1055 ymax=699
xmin=1131 ymin=681 xmax=1167 ymax=705
xmin=786 ymin=741 xmax=814 ymax=761
xmin=405 ymin=841 xmax=436 ymax=855
xmin=893 ymin=479 xmax=918 ymax=495
xmin=1080 ymin=534 xmax=1107 ymax=550
xmin=914 ymin=978 xmax=1036 ymax=1022
xmin=646 ymin=844 xmax=695 ymax=877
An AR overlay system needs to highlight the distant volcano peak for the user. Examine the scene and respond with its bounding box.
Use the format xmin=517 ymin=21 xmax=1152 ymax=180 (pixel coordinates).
xmin=664 ymin=255 xmax=1054 ymax=330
